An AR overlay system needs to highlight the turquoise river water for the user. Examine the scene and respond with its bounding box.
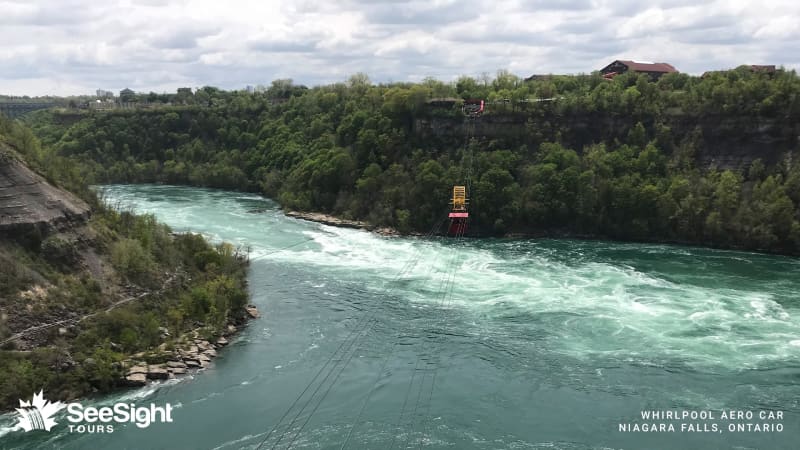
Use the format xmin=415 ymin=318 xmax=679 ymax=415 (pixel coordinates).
xmin=1 ymin=184 xmax=799 ymax=449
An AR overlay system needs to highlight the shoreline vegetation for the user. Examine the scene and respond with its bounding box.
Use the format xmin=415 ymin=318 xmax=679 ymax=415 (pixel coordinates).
xmin=0 ymin=115 xmax=254 ymax=411
xmin=24 ymin=68 xmax=800 ymax=256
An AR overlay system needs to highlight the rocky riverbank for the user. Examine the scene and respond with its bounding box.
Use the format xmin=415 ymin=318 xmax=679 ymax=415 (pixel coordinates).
xmin=122 ymin=304 xmax=260 ymax=386
xmin=284 ymin=210 xmax=401 ymax=236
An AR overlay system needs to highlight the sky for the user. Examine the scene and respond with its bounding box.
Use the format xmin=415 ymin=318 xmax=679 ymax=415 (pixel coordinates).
xmin=1 ymin=0 xmax=799 ymax=96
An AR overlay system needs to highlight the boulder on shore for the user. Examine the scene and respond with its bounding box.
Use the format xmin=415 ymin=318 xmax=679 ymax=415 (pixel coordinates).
xmin=166 ymin=360 xmax=187 ymax=369
xmin=245 ymin=305 xmax=260 ymax=319
xmin=126 ymin=373 xmax=147 ymax=386
xmin=128 ymin=365 xmax=148 ymax=375
xmin=147 ymin=365 xmax=169 ymax=380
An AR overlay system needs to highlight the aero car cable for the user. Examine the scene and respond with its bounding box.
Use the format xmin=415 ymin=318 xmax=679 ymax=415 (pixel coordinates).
xmin=338 ymin=219 xmax=450 ymax=449
xmin=279 ymin=216 xmax=450 ymax=449
xmin=390 ymin=223 xmax=465 ymax=449
xmin=272 ymin=216 xmax=449 ymax=449
xmin=256 ymin=215 xmax=447 ymax=450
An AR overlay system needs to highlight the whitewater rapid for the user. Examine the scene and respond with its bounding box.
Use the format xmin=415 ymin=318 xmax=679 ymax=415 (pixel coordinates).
xmin=2 ymin=184 xmax=798 ymax=449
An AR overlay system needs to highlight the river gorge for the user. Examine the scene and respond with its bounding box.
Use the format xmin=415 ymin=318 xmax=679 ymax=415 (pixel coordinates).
xmin=2 ymin=184 xmax=798 ymax=449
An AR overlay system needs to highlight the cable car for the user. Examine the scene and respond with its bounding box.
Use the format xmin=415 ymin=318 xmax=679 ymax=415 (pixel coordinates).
xmin=462 ymin=99 xmax=484 ymax=117
xmin=448 ymin=185 xmax=468 ymax=235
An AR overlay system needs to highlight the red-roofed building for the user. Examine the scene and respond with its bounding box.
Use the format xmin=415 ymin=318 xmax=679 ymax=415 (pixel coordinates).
xmin=600 ymin=60 xmax=678 ymax=80
xmin=749 ymin=65 xmax=776 ymax=73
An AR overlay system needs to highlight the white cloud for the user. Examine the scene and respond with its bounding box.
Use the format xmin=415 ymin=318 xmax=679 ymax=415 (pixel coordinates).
xmin=0 ymin=0 xmax=798 ymax=96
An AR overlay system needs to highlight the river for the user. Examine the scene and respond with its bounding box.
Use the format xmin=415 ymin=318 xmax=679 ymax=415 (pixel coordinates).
xmin=2 ymin=184 xmax=799 ymax=449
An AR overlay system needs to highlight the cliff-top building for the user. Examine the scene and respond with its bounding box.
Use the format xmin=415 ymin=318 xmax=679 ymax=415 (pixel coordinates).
xmin=600 ymin=60 xmax=678 ymax=80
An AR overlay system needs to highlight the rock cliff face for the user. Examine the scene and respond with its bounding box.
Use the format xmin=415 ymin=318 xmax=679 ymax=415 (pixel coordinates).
xmin=0 ymin=153 xmax=90 ymax=235
xmin=687 ymin=115 xmax=799 ymax=170
xmin=414 ymin=112 xmax=800 ymax=171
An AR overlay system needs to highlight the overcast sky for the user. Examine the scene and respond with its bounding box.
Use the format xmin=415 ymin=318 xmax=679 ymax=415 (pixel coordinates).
xmin=1 ymin=0 xmax=798 ymax=96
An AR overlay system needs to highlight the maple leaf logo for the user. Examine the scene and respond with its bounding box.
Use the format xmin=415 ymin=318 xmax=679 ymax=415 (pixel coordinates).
xmin=15 ymin=390 xmax=65 ymax=432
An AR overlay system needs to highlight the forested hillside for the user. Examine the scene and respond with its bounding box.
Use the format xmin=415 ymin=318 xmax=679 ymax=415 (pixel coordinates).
xmin=0 ymin=116 xmax=249 ymax=409
xmin=27 ymin=67 xmax=800 ymax=254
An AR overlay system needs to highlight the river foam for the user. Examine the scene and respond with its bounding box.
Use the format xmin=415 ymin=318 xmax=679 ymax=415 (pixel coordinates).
xmin=8 ymin=184 xmax=783 ymax=450
xmin=97 ymin=184 xmax=800 ymax=374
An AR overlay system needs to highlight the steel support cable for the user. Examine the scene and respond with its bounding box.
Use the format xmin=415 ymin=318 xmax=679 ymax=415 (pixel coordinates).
xmin=265 ymin=220 xmax=444 ymax=450
xmin=280 ymin=311 xmax=380 ymax=449
xmin=389 ymin=262 xmax=455 ymax=449
xmin=338 ymin=227 xmax=451 ymax=449
xmin=391 ymin=115 xmax=474 ymax=448
xmin=279 ymin=216 xmax=450 ymax=450
xmin=257 ymin=221 xmax=442 ymax=450
xmin=405 ymin=226 xmax=465 ymax=449
xmin=464 ymin=118 xmax=476 ymax=201
xmin=390 ymin=112 xmax=475 ymax=448
xmin=389 ymin=225 xmax=465 ymax=449
xmin=397 ymin=226 xmax=465 ymax=449
xmin=415 ymin=227 xmax=468 ymax=449
xmin=256 ymin=215 xmax=447 ymax=450
xmin=248 ymin=237 xmax=318 ymax=262
xmin=258 ymin=224 xmax=444 ymax=448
